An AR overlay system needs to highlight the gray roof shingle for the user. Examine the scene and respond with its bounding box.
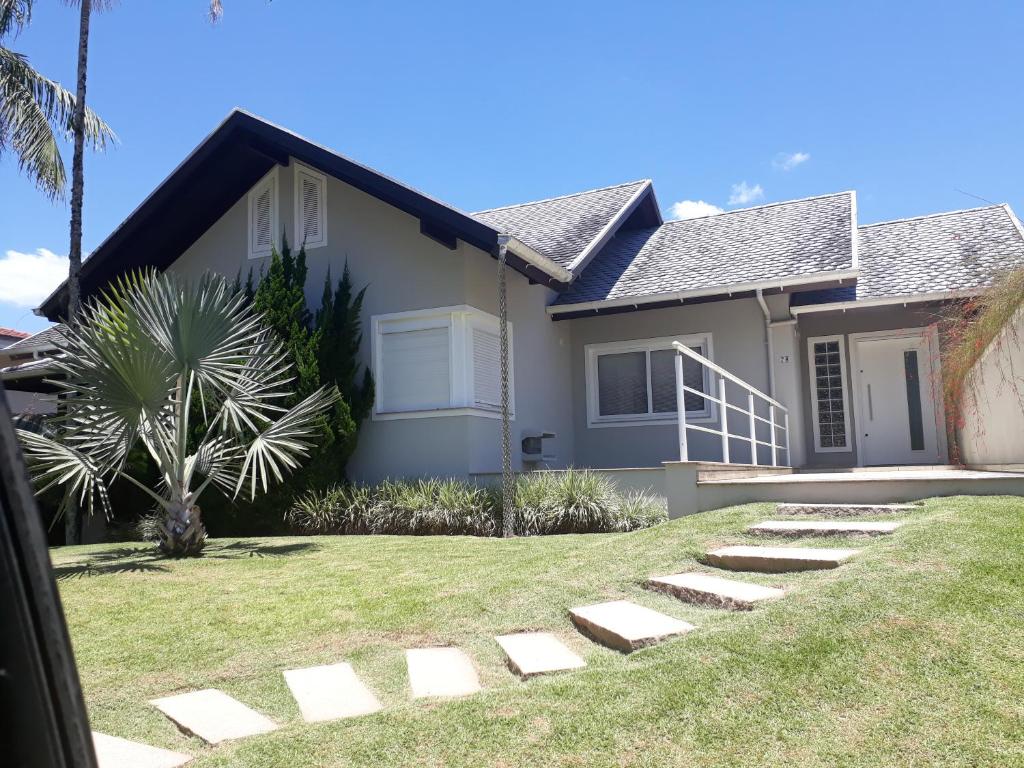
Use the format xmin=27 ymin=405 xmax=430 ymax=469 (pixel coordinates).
xmin=4 ymin=324 xmax=67 ymax=351
xmin=554 ymin=191 xmax=855 ymax=307
xmin=854 ymin=205 xmax=1024 ymax=300
xmin=473 ymin=180 xmax=650 ymax=272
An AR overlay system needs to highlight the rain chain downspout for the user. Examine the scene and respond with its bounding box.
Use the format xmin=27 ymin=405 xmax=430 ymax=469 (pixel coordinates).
xmin=497 ymin=233 xmax=515 ymax=537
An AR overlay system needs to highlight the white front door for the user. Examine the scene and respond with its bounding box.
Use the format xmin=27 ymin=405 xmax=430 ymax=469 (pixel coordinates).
xmin=851 ymin=330 xmax=942 ymax=466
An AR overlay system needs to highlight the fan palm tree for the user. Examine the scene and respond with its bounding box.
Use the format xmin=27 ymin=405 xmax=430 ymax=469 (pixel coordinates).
xmin=17 ymin=270 xmax=339 ymax=557
xmin=0 ymin=0 xmax=113 ymax=198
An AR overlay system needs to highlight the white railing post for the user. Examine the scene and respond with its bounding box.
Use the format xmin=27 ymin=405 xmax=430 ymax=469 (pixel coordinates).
xmin=675 ymin=351 xmax=688 ymax=462
xmin=769 ymin=404 xmax=777 ymax=467
xmin=783 ymin=411 xmax=790 ymax=465
xmin=718 ymin=377 xmax=730 ymax=464
xmin=747 ymin=391 xmax=757 ymax=466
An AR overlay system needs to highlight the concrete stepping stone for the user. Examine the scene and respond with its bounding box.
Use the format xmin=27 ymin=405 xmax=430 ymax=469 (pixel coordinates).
xmin=283 ymin=662 xmax=382 ymax=723
xmin=406 ymin=647 xmax=481 ymax=698
xmin=149 ymin=689 xmax=277 ymax=745
xmin=569 ymin=599 xmax=695 ymax=652
xmin=750 ymin=519 xmax=903 ymax=536
xmin=646 ymin=571 xmax=785 ymax=610
xmin=776 ymin=502 xmax=916 ymax=517
xmin=92 ymin=732 xmax=191 ymax=768
xmin=495 ymin=632 xmax=586 ymax=678
xmin=707 ymin=545 xmax=860 ymax=573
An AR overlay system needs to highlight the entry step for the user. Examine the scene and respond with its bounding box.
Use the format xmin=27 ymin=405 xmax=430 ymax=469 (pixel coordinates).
xmin=646 ymin=571 xmax=784 ymax=610
xmin=706 ymin=545 xmax=860 ymax=573
xmin=749 ymin=520 xmax=903 ymax=536
xmin=570 ymin=600 xmax=695 ymax=652
xmin=776 ymin=502 xmax=917 ymax=517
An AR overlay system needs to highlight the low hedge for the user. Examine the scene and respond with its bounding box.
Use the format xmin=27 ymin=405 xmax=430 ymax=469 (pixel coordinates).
xmin=285 ymin=470 xmax=666 ymax=537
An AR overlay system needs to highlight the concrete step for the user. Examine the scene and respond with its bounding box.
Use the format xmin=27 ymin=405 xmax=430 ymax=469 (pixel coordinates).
xmin=92 ymin=732 xmax=191 ymax=768
xmin=283 ymin=662 xmax=382 ymax=723
xmin=646 ymin=571 xmax=785 ymax=610
xmin=749 ymin=520 xmax=903 ymax=536
xmin=570 ymin=599 xmax=695 ymax=652
xmin=405 ymin=648 xmax=481 ymax=699
xmin=149 ymin=689 xmax=277 ymax=745
xmin=495 ymin=632 xmax=586 ymax=678
xmin=775 ymin=502 xmax=917 ymax=517
xmin=706 ymin=545 xmax=860 ymax=573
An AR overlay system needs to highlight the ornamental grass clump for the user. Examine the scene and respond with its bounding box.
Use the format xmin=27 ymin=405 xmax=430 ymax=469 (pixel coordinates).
xmin=940 ymin=265 xmax=1024 ymax=459
xmin=17 ymin=270 xmax=339 ymax=557
xmin=513 ymin=469 xmax=619 ymax=535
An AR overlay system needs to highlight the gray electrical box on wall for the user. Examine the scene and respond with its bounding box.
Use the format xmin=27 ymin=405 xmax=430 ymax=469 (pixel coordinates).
xmin=521 ymin=431 xmax=555 ymax=463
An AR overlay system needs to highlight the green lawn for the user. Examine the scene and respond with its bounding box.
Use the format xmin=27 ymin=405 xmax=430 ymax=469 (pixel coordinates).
xmin=53 ymin=496 xmax=1024 ymax=767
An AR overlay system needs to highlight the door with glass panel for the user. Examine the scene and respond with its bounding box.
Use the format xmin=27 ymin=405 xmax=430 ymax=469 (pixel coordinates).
xmin=851 ymin=331 xmax=940 ymax=466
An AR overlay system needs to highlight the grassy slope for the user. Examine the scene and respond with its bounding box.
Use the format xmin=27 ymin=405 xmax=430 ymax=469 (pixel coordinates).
xmin=53 ymin=496 xmax=1024 ymax=768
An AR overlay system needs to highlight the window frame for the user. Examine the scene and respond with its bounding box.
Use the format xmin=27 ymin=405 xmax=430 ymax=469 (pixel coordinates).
xmin=293 ymin=162 xmax=327 ymax=250
xmin=371 ymin=305 xmax=514 ymax=421
xmin=247 ymin=167 xmax=279 ymax=260
xmin=584 ymin=334 xmax=714 ymax=429
xmin=806 ymin=334 xmax=853 ymax=453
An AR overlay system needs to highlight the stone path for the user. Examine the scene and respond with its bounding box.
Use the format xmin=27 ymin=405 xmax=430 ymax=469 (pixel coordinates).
xmin=496 ymin=632 xmax=586 ymax=678
xmin=776 ymin=502 xmax=916 ymax=516
xmin=105 ymin=497 xmax=912 ymax=759
xmin=283 ymin=662 xmax=382 ymax=723
xmin=406 ymin=647 xmax=482 ymax=698
xmin=749 ymin=519 xmax=903 ymax=536
xmin=706 ymin=545 xmax=860 ymax=572
xmin=647 ymin=571 xmax=785 ymax=610
xmin=92 ymin=731 xmax=192 ymax=768
xmin=149 ymin=689 xmax=278 ymax=745
xmin=570 ymin=599 xmax=695 ymax=652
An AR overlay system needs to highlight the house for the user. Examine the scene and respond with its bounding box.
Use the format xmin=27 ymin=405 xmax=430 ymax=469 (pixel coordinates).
xmin=33 ymin=110 xmax=1024 ymax=484
xmin=0 ymin=327 xmax=59 ymax=418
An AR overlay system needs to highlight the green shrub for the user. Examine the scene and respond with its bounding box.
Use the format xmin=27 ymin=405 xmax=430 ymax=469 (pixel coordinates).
xmin=285 ymin=469 xmax=666 ymax=537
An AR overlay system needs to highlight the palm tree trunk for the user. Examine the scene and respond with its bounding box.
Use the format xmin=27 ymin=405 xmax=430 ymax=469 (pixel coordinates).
xmin=64 ymin=0 xmax=91 ymax=547
xmin=158 ymin=500 xmax=207 ymax=557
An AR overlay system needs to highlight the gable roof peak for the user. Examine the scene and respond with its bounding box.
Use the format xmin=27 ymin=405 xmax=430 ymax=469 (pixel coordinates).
xmin=473 ymin=179 xmax=651 ymax=215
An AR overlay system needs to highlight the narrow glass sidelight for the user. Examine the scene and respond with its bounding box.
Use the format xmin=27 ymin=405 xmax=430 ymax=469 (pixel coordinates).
xmin=904 ymin=350 xmax=925 ymax=451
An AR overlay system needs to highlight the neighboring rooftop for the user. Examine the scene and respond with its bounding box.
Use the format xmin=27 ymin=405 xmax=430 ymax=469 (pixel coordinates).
xmin=0 ymin=327 xmax=31 ymax=343
xmin=474 ymin=180 xmax=657 ymax=274
xmin=4 ymin=324 xmax=66 ymax=352
xmin=792 ymin=204 xmax=1024 ymax=309
xmin=553 ymin=191 xmax=856 ymax=308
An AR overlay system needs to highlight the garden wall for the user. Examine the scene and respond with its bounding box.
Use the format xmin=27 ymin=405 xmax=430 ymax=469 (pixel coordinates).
xmin=957 ymin=305 xmax=1024 ymax=469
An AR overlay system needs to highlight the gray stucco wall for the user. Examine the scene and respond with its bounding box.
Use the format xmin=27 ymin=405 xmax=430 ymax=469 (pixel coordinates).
xmin=170 ymin=159 xmax=573 ymax=482
xmin=566 ymin=298 xmax=773 ymax=468
xmin=795 ymin=304 xmax=949 ymax=468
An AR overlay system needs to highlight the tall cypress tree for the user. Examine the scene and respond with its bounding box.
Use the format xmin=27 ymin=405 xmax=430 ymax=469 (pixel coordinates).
xmin=316 ymin=261 xmax=374 ymax=423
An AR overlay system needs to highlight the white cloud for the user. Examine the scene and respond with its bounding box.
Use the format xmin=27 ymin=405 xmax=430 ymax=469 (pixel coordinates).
xmin=773 ymin=151 xmax=810 ymax=171
xmin=728 ymin=181 xmax=764 ymax=206
xmin=0 ymin=248 xmax=69 ymax=307
xmin=668 ymin=200 xmax=724 ymax=220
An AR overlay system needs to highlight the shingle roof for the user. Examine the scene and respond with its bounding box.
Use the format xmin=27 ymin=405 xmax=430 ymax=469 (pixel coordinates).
xmin=473 ymin=180 xmax=650 ymax=273
xmin=554 ymin=191 xmax=855 ymax=307
xmin=4 ymin=324 xmax=67 ymax=351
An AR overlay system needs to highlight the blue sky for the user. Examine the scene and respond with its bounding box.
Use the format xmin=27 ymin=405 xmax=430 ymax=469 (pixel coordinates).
xmin=2 ymin=0 xmax=1023 ymax=333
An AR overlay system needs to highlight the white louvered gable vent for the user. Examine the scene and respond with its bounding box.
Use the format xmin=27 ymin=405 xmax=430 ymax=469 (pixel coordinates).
xmin=294 ymin=165 xmax=327 ymax=249
xmin=472 ymin=327 xmax=501 ymax=409
xmin=247 ymin=169 xmax=278 ymax=259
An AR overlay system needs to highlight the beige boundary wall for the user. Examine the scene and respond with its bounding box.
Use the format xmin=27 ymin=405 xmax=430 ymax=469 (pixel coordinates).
xmin=958 ymin=305 xmax=1024 ymax=468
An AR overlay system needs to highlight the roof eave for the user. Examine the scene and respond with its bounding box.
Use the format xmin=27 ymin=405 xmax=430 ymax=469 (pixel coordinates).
xmin=790 ymin=288 xmax=983 ymax=315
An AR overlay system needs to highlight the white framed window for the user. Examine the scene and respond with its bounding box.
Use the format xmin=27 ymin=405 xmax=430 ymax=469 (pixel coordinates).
xmin=371 ymin=305 xmax=514 ymax=421
xmin=247 ymin=168 xmax=278 ymax=259
xmin=294 ymin=163 xmax=327 ymax=249
xmin=585 ymin=334 xmax=714 ymax=428
xmin=807 ymin=334 xmax=852 ymax=452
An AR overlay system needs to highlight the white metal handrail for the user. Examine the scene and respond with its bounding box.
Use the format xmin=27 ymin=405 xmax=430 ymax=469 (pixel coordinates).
xmin=672 ymin=341 xmax=789 ymax=467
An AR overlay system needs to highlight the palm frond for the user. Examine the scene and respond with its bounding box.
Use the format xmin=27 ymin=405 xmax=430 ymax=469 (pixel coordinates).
xmin=235 ymin=385 xmax=340 ymax=499
xmin=16 ymin=427 xmax=112 ymax=519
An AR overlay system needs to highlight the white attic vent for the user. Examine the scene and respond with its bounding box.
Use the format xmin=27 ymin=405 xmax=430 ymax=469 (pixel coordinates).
xmin=247 ymin=169 xmax=278 ymax=259
xmin=294 ymin=164 xmax=327 ymax=249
